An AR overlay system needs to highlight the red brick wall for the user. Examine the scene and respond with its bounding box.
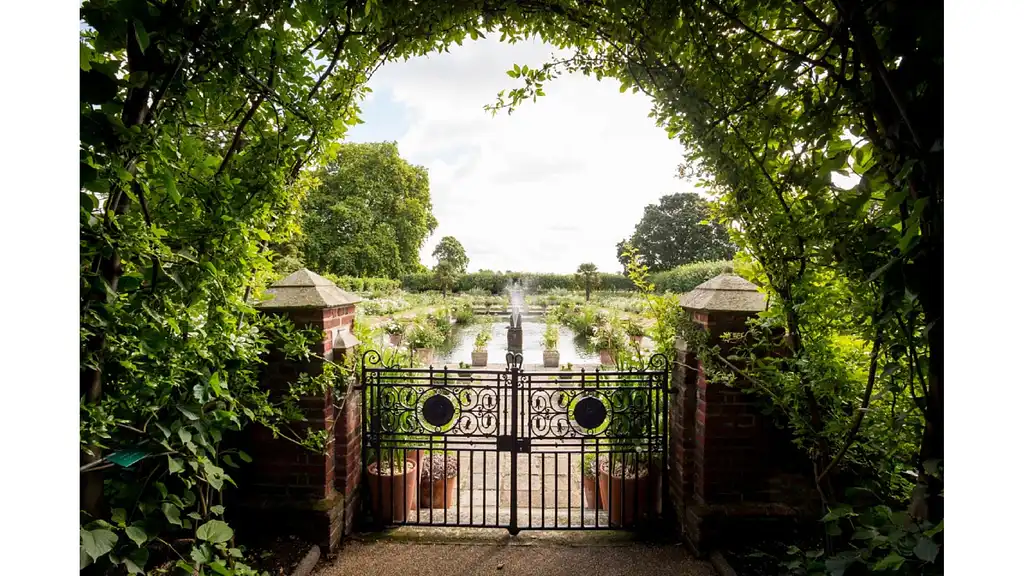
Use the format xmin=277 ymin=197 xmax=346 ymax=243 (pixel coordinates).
xmin=233 ymin=305 xmax=362 ymax=553
xmin=669 ymin=307 xmax=818 ymax=553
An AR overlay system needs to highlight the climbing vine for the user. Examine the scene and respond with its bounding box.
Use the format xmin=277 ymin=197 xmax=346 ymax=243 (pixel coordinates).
xmin=80 ymin=0 xmax=941 ymax=573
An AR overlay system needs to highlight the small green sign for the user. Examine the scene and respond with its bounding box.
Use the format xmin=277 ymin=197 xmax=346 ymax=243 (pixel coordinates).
xmin=106 ymin=450 xmax=148 ymax=468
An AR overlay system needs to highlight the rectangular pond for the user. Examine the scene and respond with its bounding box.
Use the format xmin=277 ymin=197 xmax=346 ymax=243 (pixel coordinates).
xmin=435 ymin=320 xmax=598 ymax=366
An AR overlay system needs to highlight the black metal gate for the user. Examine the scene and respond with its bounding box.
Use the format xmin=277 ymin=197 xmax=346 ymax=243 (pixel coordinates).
xmin=360 ymin=351 xmax=669 ymax=533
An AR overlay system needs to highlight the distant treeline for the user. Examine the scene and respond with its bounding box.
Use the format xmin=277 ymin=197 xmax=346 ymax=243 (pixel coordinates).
xmin=318 ymin=261 xmax=733 ymax=295
xmin=400 ymin=271 xmax=636 ymax=294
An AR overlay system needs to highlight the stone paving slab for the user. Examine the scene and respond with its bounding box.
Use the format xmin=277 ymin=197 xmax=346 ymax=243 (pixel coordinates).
xmin=312 ymin=539 xmax=716 ymax=576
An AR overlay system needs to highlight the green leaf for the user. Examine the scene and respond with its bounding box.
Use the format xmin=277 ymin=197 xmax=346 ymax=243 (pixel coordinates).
xmin=881 ymin=363 xmax=900 ymax=378
xmin=211 ymin=505 xmax=225 ymax=516
xmin=134 ymin=21 xmax=150 ymax=53
xmin=111 ymin=508 xmax=127 ymax=527
xmin=872 ymin=553 xmax=905 ymax=571
xmin=196 ymin=520 xmax=234 ymax=544
xmin=178 ymin=427 xmax=192 ymax=444
xmin=211 ymin=561 xmax=232 ymax=575
xmin=168 ymin=456 xmax=184 ymax=474
xmin=209 ymin=372 xmax=223 ymax=396
xmin=124 ymin=548 xmax=149 ymax=574
xmin=80 ymin=44 xmax=92 ymax=71
xmin=125 ymin=525 xmax=148 ymax=547
xmin=165 ymin=174 xmax=180 ymax=204
xmin=256 ymin=228 xmax=271 ymax=242
xmin=191 ymin=543 xmax=213 ymax=565
xmin=81 ymin=547 xmax=92 ymax=570
xmin=822 ymin=505 xmax=854 ymax=522
xmin=913 ymin=537 xmax=940 ymax=563
xmin=162 ymin=502 xmax=182 ymax=526
xmin=177 ymin=405 xmax=200 ymax=420
xmin=238 ymin=450 xmax=252 ymax=463
xmin=82 ymin=528 xmax=118 ymax=561
xmin=825 ymin=556 xmax=854 ymax=576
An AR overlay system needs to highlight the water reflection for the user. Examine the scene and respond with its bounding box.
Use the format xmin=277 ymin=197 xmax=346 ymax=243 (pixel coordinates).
xmin=436 ymin=319 xmax=598 ymax=365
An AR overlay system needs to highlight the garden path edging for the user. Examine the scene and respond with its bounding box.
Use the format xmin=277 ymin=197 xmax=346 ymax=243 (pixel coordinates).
xmin=289 ymin=544 xmax=320 ymax=576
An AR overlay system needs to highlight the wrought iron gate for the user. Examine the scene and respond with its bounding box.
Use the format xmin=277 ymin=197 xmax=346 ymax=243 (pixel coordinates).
xmin=360 ymin=351 xmax=670 ymax=533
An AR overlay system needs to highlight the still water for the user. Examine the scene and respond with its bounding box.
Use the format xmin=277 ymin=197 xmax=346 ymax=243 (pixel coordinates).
xmin=435 ymin=319 xmax=599 ymax=365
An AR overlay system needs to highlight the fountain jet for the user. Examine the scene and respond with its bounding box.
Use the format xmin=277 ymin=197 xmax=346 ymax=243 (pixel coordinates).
xmin=506 ymin=278 xmax=524 ymax=353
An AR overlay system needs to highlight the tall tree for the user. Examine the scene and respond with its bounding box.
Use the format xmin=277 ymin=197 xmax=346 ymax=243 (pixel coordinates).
xmin=300 ymin=142 xmax=437 ymax=278
xmin=616 ymin=192 xmax=734 ymax=272
xmin=575 ymin=263 xmax=600 ymax=301
xmin=432 ymin=236 xmax=468 ymax=296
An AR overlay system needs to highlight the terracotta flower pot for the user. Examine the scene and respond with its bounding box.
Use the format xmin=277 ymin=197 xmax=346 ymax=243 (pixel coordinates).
xmin=415 ymin=348 xmax=434 ymax=365
xmin=583 ymin=475 xmax=604 ymax=510
xmin=543 ymin=350 xmax=560 ymax=368
xmin=471 ymin=350 xmax=488 ymax=367
xmin=419 ymin=476 xmax=458 ymax=509
xmin=598 ymin=349 xmax=614 ymax=366
xmin=598 ymin=468 xmax=653 ymax=527
xmin=368 ymin=460 xmax=418 ymax=524
xmin=630 ymin=334 xmax=643 ymax=344
xmin=389 ymin=333 xmax=402 ymax=346
xmin=406 ymin=449 xmax=423 ymax=510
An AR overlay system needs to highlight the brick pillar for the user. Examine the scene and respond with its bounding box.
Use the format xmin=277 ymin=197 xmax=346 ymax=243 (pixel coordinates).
xmin=671 ymin=272 xmax=807 ymax=553
xmin=329 ymin=303 xmax=362 ymax=547
xmin=235 ymin=269 xmax=361 ymax=554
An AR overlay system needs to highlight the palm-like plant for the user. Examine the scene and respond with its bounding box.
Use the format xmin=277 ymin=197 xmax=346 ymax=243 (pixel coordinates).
xmin=575 ymin=262 xmax=600 ymax=302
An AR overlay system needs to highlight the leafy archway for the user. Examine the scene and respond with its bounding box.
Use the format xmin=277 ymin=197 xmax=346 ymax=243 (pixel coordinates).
xmin=80 ymin=0 xmax=941 ymax=572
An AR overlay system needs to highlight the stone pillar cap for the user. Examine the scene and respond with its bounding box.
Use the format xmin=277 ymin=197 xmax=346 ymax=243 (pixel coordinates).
xmin=257 ymin=268 xmax=362 ymax=309
xmin=678 ymin=273 xmax=767 ymax=313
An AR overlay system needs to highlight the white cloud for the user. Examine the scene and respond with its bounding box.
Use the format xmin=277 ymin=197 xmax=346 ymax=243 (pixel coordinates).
xmin=354 ymin=36 xmax=692 ymax=273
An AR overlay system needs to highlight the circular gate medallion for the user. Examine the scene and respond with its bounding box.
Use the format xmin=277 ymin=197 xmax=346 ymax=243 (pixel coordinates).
xmin=573 ymin=397 xmax=608 ymax=430
xmin=422 ymin=395 xmax=456 ymax=428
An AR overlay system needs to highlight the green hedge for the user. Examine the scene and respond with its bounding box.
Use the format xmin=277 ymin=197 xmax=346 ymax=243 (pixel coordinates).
xmin=321 ymin=273 xmax=401 ymax=293
xmin=650 ymin=260 xmax=733 ymax=293
xmin=399 ymin=271 xmax=636 ymax=293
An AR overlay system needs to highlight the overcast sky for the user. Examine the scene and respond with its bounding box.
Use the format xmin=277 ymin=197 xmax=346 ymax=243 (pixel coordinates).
xmin=345 ymin=36 xmax=694 ymax=274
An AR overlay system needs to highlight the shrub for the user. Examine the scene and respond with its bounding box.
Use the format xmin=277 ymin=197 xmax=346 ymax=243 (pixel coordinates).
xmin=591 ymin=323 xmax=626 ymax=352
xmin=650 ymin=260 xmax=733 ymax=293
xmin=321 ymin=273 xmax=401 ymax=293
xmin=543 ymin=322 xmax=559 ymax=351
xmin=383 ymin=320 xmax=405 ymax=336
xmin=426 ymin=310 xmax=453 ymax=338
xmin=407 ymin=322 xmax=444 ymax=349
xmin=474 ymin=329 xmax=492 ymax=351
xmin=360 ymin=297 xmax=410 ymax=316
xmin=623 ymin=318 xmax=645 ymax=338
xmin=453 ymin=303 xmax=475 ymax=324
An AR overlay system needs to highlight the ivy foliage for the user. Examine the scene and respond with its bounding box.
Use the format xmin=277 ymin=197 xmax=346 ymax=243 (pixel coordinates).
xmin=81 ymin=0 xmax=941 ymax=573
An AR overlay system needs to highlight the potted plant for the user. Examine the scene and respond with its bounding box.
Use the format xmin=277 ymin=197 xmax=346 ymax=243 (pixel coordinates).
xmin=419 ymin=451 xmax=459 ymax=509
xmin=408 ymin=322 xmax=443 ymax=365
xmin=597 ymin=452 xmax=653 ymax=526
xmin=624 ymin=318 xmax=645 ymax=344
xmin=583 ymin=453 xmax=604 ymax=510
xmin=591 ymin=324 xmax=624 ymax=366
xmin=472 ymin=329 xmax=491 ymax=366
xmin=384 ymin=319 xmax=405 ymax=346
xmin=542 ymin=322 xmax=560 ymax=367
xmin=367 ymin=450 xmax=418 ymax=523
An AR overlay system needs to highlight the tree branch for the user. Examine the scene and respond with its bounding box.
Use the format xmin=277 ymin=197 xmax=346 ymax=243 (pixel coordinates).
xmin=816 ymin=327 xmax=883 ymax=482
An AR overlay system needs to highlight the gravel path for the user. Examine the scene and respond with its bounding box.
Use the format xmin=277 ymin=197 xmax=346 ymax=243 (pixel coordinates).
xmin=312 ymin=539 xmax=716 ymax=576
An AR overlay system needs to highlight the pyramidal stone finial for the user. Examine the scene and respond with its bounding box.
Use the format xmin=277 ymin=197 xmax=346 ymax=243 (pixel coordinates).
xmin=678 ymin=272 xmax=766 ymax=313
xmin=257 ymin=268 xmax=362 ymax=309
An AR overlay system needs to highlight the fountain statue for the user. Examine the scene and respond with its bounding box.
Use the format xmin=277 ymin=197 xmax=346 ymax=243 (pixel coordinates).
xmin=506 ymin=279 xmax=524 ymax=353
